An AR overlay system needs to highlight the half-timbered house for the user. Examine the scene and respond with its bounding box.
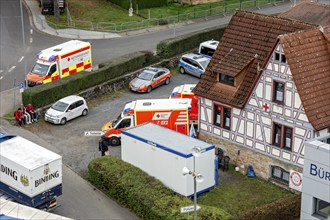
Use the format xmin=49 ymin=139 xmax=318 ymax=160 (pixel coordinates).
xmin=193 ymin=10 xmax=330 ymax=187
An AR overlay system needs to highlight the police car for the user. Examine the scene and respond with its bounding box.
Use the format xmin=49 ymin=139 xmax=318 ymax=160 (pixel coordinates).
xmin=178 ymin=53 xmax=211 ymax=78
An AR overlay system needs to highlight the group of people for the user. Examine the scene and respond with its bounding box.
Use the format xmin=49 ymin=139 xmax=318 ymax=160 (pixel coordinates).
xmin=14 ymin=104 xmax=37 ymax=126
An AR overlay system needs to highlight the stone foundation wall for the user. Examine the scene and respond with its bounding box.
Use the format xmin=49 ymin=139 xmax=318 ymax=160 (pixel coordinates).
xmin=198 ymin=131 xmax=303 ymax=189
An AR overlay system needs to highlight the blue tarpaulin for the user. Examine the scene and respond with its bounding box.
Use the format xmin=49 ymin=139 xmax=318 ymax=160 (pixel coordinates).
xmin=247 ymin=164 xmax=256 ymax=178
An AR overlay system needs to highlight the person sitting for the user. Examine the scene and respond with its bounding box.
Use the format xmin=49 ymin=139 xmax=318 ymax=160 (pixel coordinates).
xmin=14 ymin=108 xmax=25 ymax=126
xmin=26 ymin=103 xmax=37 ymax=122
xmin=21 ymin=104 xmax=32 ymax=124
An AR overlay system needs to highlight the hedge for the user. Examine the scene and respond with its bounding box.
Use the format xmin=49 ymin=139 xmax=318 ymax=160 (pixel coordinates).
xmin=157 ymin=25 xmax=227 ymax=59
xmin=108 ymin=0 xmax=167 ymax=10
xmin=22 ymin=51 xmax=160 ymax=108
xmin=238 ymin=194 xmax=301 ymax=220
xmin=88 ymin=155 xmax=231 ymax=220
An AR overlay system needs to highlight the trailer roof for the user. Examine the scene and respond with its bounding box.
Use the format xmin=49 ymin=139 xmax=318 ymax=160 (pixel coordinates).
xmin=0 ymin=136 xmax=61 ymax=170
xmin=122 ymin=123 xmax=214 ymax=158
xmin=134 ymin=98 xmax=191 ymax=111
xmin=0 ymin=199 xmax=72 ymax=220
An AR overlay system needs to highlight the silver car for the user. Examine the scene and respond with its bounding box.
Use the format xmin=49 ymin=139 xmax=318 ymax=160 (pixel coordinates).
xmin=178 ymin=53 xmax=211 ymax=78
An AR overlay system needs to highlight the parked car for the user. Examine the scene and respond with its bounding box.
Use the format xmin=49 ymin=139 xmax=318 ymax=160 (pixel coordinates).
xmin=129 ymin=67 xmax=172 ymax=93
xmin=45 ymin=95 xmax=88 ymax=125
xmin=178 ymin=53 xmax=211 ymax=78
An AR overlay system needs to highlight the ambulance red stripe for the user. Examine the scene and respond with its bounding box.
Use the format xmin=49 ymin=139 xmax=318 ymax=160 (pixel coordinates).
xmin=76 ymin=62 xmax=84 ymax=68
xmin=61 ymin=46 xmax=90 ymax=59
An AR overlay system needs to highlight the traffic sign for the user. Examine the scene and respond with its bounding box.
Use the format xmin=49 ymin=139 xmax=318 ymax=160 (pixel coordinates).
xmin=180 ymin=205 xmax=201 ymax=213
xmin=84 ymin=131 xmax=104 ymax=136
xmin=19 ymin=82 xmax=24 ymax=93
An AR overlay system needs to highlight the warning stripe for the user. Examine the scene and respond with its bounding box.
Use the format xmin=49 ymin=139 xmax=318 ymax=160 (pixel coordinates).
xmin=42 ymin=59 xmax=92 ymax=84
xmin=61 ymin=46 xmax=90 ymax=59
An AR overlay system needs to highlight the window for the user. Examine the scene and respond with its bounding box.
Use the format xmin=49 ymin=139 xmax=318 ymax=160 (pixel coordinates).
xmin=49 ymin=64 xmax=57 ymax=76
xmin=200 ymin=46 xmax=215 ymax=57
xmin=220 ymin=74 xmax=234 ymax=86
xmin=117 ymin=118 xmax=131 ymax=129
xmin=274 ymin=52 xmax=287 ymax=63
xmin=273 ymin=81 xmax=284 ymax=104
xmin=271 ymin=166 xmax=289 ymax=183
xmin=313 ymin=198 xmax=330 ymax=219
xmin=273 ymin=123 xmax=293 ymax=150
xmin=213 ymin=104 xmax=231 ymax=130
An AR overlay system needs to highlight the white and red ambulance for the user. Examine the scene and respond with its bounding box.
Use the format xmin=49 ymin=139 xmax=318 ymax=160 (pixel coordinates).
xmin=169 ymin=84 xmax=198 ymax=124
xmin=101 ymin=98 xmax=191 ymax=146
xmin=26 ymin=40 xmax=92 ymax=87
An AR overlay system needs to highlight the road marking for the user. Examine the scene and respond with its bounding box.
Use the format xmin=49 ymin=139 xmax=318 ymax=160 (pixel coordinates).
xmin=30 ymin=29 xmax=33 ymax=34
xmin=18 ymin=56 xmax=24 ymax=62
xmin=8 ymin=66 xmax=16 ymax=72
xmin=0 ymin=76 xmax=3 ymax=80
xmin=0 ymin=70 xmax=3 ymax=73
xmin=30 ymin=37 xmax=33 ymax=43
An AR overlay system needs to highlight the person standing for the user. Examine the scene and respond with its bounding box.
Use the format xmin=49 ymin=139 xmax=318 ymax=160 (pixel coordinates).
xmin=98 ymin=139 xmax=109 ymax=156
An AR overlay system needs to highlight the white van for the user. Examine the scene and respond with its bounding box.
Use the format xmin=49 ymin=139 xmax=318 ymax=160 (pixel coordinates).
xmin=198 ymin=39 xmax=219 ymax=58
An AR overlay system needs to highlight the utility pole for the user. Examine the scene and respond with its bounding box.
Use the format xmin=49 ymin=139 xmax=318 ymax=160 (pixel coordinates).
xmin=54 ymin=0 xmax=60 ymax=20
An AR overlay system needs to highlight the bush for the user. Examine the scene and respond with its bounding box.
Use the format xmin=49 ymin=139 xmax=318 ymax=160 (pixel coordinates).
xmin=157 ymin=25 xmax=227 ymax=59
xmin=88 ymin=155 xmax=231 ymax=220
xmin=238 ymin=194 xmax=301 ymax=220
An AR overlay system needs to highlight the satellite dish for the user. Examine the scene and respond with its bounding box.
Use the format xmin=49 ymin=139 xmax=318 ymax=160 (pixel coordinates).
xmin=195 ymin=173 xmax=204 ymax=183
xmin=182 ymin=167 xmax=191 ymax=176
xmin=192 ymin=146 xmax=202 ymax=158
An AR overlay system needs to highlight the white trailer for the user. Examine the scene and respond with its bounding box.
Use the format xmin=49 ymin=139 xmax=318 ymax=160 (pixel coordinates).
xmin=0 ymin=199 xmax=71 ymax=220
xmin=0 ymin=133 xmax=62 ymax=210
xmin=121 ymin=122 xmax=216 ymax=197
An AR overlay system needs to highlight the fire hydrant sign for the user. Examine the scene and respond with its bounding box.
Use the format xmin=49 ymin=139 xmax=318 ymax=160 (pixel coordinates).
xmin=289 ymin=170 xmax=303 ymax=192
xmin=180 ymin=205 xmax=201 ymax=213
xmin=84 ymin=131 xmax=104 ymax=136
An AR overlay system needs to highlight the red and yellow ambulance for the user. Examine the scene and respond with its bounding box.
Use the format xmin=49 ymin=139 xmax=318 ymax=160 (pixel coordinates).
xmin=26 ymin=40 xmax=92 ymax=87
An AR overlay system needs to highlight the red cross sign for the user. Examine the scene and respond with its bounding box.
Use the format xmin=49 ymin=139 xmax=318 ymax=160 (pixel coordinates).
xmin=263 ymin=103 xmax=269 ymax=111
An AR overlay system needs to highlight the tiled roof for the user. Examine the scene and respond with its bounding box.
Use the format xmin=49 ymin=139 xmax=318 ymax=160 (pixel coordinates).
xmin=279 ymin=27 xmax=330 ymax=131
xmin=279 ymin=2 xmax=330 ymax=27
xmin=193 ymin=10 xmax=316 ymax=107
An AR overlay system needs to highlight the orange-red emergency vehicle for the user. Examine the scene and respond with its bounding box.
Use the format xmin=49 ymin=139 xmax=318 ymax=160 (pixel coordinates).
xmin=101 ymin=98 xmax=191 ymax=146
xmin=169 ymin=84 xmax=198 ymax=124
xmin=26 ymin=40 xmax=92 ymax=87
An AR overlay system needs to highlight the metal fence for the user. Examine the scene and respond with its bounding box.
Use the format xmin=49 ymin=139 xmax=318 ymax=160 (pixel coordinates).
xmin=43 ymin=0 xmax=286 ymax=33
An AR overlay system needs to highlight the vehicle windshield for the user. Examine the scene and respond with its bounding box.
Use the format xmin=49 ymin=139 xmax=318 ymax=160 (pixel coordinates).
xmin=31 ymin=63 xmax=50 ymax=76
xmin=112 ymin=114 xmax=122 ymax=127
xmin=137 ymin=71 xmax=154 ymax=81
xmin=51 ymin=101 xmax=69 ymax=112
xmin=199 ymin=59 xmax=210 ymax=69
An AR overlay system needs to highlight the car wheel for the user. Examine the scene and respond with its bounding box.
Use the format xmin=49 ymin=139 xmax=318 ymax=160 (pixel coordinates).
xmin=109 ymin=137 xmax=120 ymax=146
xmin=165 ymin=77 xmax=170 ymax=85
xmin=147 ymin=86 xmax=152 ymax=93
xmin=82 ymin=109 xmax=88 ymax=116
xmin=179 ymin=67 xmax=186 ymax=74
xmin=60 ymin=118 xmax=67 ymax=125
